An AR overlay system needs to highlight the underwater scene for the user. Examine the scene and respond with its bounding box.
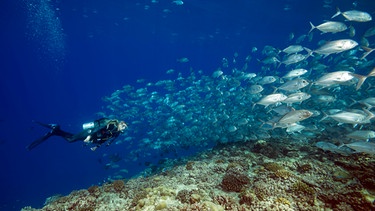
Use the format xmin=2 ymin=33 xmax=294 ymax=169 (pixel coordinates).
xmin=1 ymin=0 xmax=375 ymax=210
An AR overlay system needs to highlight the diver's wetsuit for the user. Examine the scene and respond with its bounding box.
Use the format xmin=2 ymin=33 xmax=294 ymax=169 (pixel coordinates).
xmin=26 ymin=118 xmax=121 ymax=151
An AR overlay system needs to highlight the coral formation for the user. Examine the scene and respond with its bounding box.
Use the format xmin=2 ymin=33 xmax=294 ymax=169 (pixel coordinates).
xmin=220 ymin=170 xmax=250 ymax=192
xmin=185 ymin=161 xmax=194 ymax=170
xmin=296 ymin=163 xmax=312 ymax=174
xmin=21 ymin=139 xmax=375 ymax=211
xmin=112 ymin=180 xmax=125 ymax=193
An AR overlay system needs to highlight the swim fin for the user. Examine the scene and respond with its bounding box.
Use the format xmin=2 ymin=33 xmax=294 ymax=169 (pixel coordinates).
xmin=26 ymin=122 xmax=60 ymax=151
xmin=26 ymin=131 xmax=55 ymax=151
xmin=34 ymin=121 xmax=59 ymax=130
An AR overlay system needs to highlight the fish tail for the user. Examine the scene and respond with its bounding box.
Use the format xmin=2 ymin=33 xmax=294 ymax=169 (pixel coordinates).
xmin=366 ymin=67 xmax=375 ymax=77
xmin=308 ymin=22 xmax=316 ymax=34
xmin=320 ymin=111 xmax=329 ymax=122
xmin=271 ymin=86 xmax=278 ymax=94
xmin=304 ymin=47 xmax=313 ymax=59
xmin=277 ymin=61 xmax=282 ymax=69
xmin=331 ymin=7 xmax=341 ymax=19
xmin=363 ymin=108 xmax=375 ymax=121
xmin=364 ymin=102 xmax=373 ymax=110
xmin=337 ymin=144 xmax=346 ymax=149
xmin=360 ymin=46 xmax=375 ymax=60
xmin=276 ymin=48 xmax=282 ymax=55
xmin=354 ymin=67 xmax=375 ymax=90
xmin=352 ymin=73 xmax=367 ymax=90
xmin=258 ymin=118 xmax=265 ymax=128
xmin=348 ymin=98 xmax=357 ymax=107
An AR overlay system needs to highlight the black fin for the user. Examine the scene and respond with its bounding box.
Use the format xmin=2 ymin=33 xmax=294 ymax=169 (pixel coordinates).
xmin=26 ymin=131 xmax=54 ymax=151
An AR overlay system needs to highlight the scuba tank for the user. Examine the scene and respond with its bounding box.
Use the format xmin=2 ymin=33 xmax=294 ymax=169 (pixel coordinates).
xmin=82 ymin=118 xmax=110 ymax=130
xmin=82 ymin=122 xmax=95 ymax=130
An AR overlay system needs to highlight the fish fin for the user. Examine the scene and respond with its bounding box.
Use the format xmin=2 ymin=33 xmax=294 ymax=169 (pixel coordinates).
xmin=258 ymin=118 xmax=265 ymax=128
xmin=277 ymin=61 xmax=282 ymax=69
xmin=366 ymin=67 xmax=375 ymax=77
xmin=331 ymin=7 xmax=341 ymax=19
xmin=276 ymin=48 xmax=282 ymax=55
xmin=348 ymin=98 xmax=357 ymax=107
xmin=308 ymin=22 xmax=316 ymax=34
xmin=322 ymin=53 xmax=331 ymax=59
xmin=252 ymin=103 xmax=256 ymax=110
xmin=351 ymin=73 xmax=367 ymax=90
xmin=363 ymin=108 xmax=375 ymax=121
xmin=304 ymin=47 xmax=314 ymax=58
xmin=363 ymin=102 xmax=373 ymax=110
xmin=271 ymin=86 xmax=278 ymax=94
xmin=360 ymin=46 xmax=375 ymax=60
xmin=361 ymin=46 xmax=373 ymax=52
xmin=319 ymin=111 xmax=329 ymax=122
xmin=337 ymin=144 xmax=346 ymax=149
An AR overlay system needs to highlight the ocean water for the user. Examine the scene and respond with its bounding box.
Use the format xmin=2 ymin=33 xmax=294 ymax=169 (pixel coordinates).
xmin=1 ymin=0 xmax=374 ymax=210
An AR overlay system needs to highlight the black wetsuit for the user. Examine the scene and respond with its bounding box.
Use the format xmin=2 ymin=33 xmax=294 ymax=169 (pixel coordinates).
xmin=26 ymin=118 xmax=121 ymax=151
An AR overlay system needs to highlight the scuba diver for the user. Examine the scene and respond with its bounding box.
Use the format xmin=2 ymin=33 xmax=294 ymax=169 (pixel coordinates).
xmin=27 ymin=118 xmax=128 ymax=151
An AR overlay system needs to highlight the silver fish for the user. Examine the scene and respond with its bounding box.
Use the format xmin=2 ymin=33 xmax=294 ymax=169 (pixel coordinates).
xmin=316 ymin=141 xmax=352 ymax=155
xmin=316 ymin=141 xmax=339 ymax=152
xmin=346 ymin=130 xmax=375 ymax=141
xmin=341 ymin=141 xmax=375 ymax=155
xmin=314 ymin=71 xmax=356 ymax=87
xmin=271 ymin=105 xmax=294 ymax=115
xmin=280 ymin=53 xmax=306 ymax=66
xmin=356 ymin=97 xmax=375 ymax=109
xmin=258 ymin=56 xmax=280 ymax=65
xmin=281 ymin=45 xmax=304 ymax=54
xmin=360 ymin=37 xmax=370 ymax=47
xmin=241 ymin=73 xmax=257 ymax=80
xmin=286 ymin=123 xmax=305 ymax=133
xmin=255 ymin=93 xmax=287 ymax=108
xmin=322 ymin=109 xmax=375 ymax=126
xmin=177 ymin=57 xmax=189 ymax=63
xmin=278 ymin=109 xmax=313 ymax=125
xmin=212 ymin=69 xmax=223 ymax=78
xmin=364 ymin=27 xmax=375 ymax=37
xmin=314 ymin=39 xmax=358 ymax=57
xmin=278 ymin=78 xmax=309 ymax=91
xmin=309 ymin=21 xmax=347 ymax=34
xmin=282 ymin=68 xmax=308 ymax=79
xmin=258 ymin=76 xmax=277 ymax=85
xmin=283 ymin=92 xmax=311 ymax=105
xmin=332 ymin=8 xmax=372 ymax=22
xmin=316 ymin=95 xmax=336 ymax=103
xmin=348 ymin=25 xmax=355 ymax=37
xmin=248 ymin=84 xmax=264 ymax=94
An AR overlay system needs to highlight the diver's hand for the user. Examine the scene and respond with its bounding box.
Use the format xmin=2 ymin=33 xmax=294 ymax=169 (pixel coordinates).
xmin=84 ymin=135 xmax=91 ymax=143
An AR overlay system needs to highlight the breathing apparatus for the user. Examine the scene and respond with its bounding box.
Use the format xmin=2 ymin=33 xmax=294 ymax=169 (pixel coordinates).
xmin=82 ymin=122 xmax=95 ymax=130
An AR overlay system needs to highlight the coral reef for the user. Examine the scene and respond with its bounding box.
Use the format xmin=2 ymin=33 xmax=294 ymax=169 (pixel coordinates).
xmin=22 ymin=139 xmax=375 ymax=211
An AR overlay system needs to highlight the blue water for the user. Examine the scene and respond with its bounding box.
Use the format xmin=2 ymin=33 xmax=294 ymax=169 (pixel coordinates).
xmin=1 ymin=0 xmax=374 ymax=210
